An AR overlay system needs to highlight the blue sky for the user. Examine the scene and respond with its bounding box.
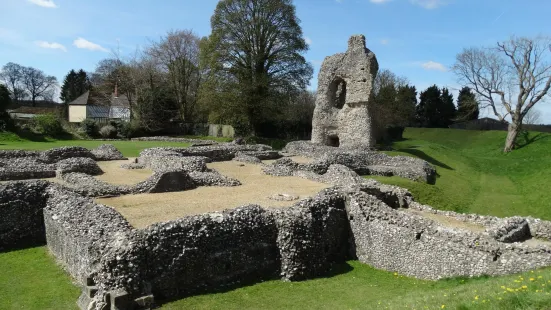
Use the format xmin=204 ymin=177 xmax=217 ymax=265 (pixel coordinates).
xmin=1 ymin=0 xmax=550 ymax=121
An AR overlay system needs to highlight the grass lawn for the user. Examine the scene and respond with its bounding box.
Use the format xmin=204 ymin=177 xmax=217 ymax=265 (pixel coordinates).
xmin=1 ymin=128 xmax=551 ymax=309
xmin=0 ymin=131 xmax=190 ymax=157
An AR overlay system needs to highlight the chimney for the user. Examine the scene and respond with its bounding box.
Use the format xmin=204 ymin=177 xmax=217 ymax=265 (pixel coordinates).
xmin=114 ymin=83 xmax=118 ymax=98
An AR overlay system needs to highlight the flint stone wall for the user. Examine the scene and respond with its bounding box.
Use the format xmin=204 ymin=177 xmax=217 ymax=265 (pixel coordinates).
xmin=0 ymin=145 xmax=123 ymax=181
xmin=311 ymin=35 xmax=379 ymax=149
xmin=43 ymin=185 xmax=134 ymax=283
xmin=346 ymin=190 xmax=551 ymax=280
xmin=0 ymin=180 xmax=50 ymax=250
xmin=267 ymin=141 xmax=436 ymax=183
xmin=138 ymin=144 xmax=273 ymax=163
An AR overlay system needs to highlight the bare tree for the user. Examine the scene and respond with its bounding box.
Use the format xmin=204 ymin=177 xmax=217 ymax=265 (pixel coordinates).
xmin=0 ymin=62 xmax=26 ymax=102
xmin=373 ymin=69 xmax=409 ymax=95
xmin=146 ymin=29 xmax=201 ymax=122
xmin=453 ymin=36 xmax=551 ymax=152
xmin=524 ymin=108 xmax=542 ymax=125
xmin=21 ymin=66 xmax=57 ymax=106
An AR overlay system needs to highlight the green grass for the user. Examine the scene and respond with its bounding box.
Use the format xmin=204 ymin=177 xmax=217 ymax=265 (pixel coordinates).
xmin=371 ymin=128 xmax=551 ymax=220
xmin=0 ymin=247 xmax=80 ymax=310
xmin=2 ymin=128 xmax=551 ymax=309
xmin=0 ymin=131 xmax=190 ymax=157
xmin=164 ymin=263 xmax=551 ymax=309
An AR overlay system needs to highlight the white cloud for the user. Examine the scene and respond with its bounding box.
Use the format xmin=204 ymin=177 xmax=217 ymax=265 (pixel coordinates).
xmin=35 ymin=41 xmax=67 ymax=52
xmin=305 ymin=37 xmax=313 ymax=45
xmin=28 ymin=0 xmax=57 ymax=8
xmin=421 ymin=61 xmax=447 ymax=72
xmin=73 ymin=37 xmax=109 ymax=52
xmin=380 ymin=39 xmax=389 ymax=45
xmin=410 ymin=0 xmax=447 ymax=9
xmin=370 ymin=0 xmax=392 ymax=3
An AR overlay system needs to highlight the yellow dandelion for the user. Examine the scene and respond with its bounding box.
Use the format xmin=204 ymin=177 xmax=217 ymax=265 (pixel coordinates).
xmin=393 ymin=272 xmax=398 ymax=276
xmin=501 ymin=285 xmax=506 ymax=289
xmin=474 ymin=296 xmax=479 ymax=300
xmin=522 ymin=285 xmax=528 ymax=289
xmin=507 ymin=288 xmax=514 ymax=292
xmin=514 ymin=280 xmax=521 ymax=283
xmin=441 ymin=306 xmax=445 ymax=309
xmin=531 ymin=270 xmax=534 ymax=273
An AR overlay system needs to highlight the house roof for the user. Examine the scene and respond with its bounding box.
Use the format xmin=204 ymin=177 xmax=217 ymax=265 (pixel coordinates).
xmin=68 ymin=91 xmax=90 ymax=106
xmin=68 ymin=90 xmax=130 ymax=108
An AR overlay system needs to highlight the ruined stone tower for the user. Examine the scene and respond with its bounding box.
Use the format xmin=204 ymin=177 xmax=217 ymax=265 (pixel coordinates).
xmin=311 ymin=34 xmax=379 ymax=149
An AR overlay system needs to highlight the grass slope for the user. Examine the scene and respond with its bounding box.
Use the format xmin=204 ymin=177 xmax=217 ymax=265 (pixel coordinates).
xmin=373 ymin=128 xmax=551 ymax=220
xmin=1 ymin=128 xmax=551 ymax=309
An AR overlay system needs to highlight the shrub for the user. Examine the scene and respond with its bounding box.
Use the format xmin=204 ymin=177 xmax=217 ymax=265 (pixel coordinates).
xmin=99 ymin=125 xmax=118 ymax=139
xmin=31 ymin=113 xmax=65 ymax=136
xmin=80 ymin=119 xmax=99 ymax=138
xmin=119 ymin=120 xmax=144 ymax=139
xmin=0 ymin=111 xmax=14 ymax=131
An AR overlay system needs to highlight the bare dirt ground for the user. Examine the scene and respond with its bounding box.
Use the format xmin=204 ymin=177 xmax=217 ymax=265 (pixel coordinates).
xmin=96 ymin=160 xmax=328 ymax=228
xmin=403 ymin=209 xmax=487 ymax=233
xmin=95 ymin=158 xmax=152 ymax=185
xmin=263 ymin=155 xmax=314 ymax=165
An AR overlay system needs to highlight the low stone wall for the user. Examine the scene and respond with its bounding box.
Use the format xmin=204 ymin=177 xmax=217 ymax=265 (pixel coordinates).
xmin=0 ymin=145 xmax=121 ymax=181
xmin=43 ymin=185 xmax=134 ymax=283
xmin=282 ymin=141 xmax=436 ymax=183
xmin=347 ymin=190 xmax=551 ymax=280
xmin=138 ymin=144 xmax=273 ymax=163
xmin=274 ymin=188 xmax=351 ymax=281
xmin=0 ymin=180 xmax=50 ymax=250
xmin=131 ymin=136 xmax=219 ymax=146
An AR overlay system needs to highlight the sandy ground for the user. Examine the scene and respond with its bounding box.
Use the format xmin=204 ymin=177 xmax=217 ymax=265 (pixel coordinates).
xmin=95 ymin=158 xmax=153 ymax=185
xmin=96 ymin=160 xmax=328 ymax=228
xmin=263 ymin=155 xmax=314 ymax=165
xmin=403 ymin=209 xmax=487 ymax=233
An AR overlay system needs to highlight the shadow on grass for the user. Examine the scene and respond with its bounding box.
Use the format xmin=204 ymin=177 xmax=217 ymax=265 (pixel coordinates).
xmin=0 ymin=239 xmax=46 ymax=254
xmin=396 ymin=147 xmax=454 ymax=170
xmin=153 ymin=261 xmax=354 ymax=308
xmin=13 ymin=129 xmax=50 ymax=142
xmin=516 ymin=132 xmax=551 ymax=149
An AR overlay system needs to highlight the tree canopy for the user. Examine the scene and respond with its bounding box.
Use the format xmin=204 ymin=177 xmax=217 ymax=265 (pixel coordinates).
xmin=200 ymin=0 xmax=313 ymax=135
xmin=416 ymin=85 xmax=456 ymax=128
xmin=60 ymin=69 xmax=91 ymax=103
xmin=455 ymin=87 xmax=479 ymax=122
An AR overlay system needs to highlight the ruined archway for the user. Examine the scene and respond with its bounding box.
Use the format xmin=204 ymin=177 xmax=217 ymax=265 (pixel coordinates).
xmin=329 ymin=78 xmax=347 ymax=109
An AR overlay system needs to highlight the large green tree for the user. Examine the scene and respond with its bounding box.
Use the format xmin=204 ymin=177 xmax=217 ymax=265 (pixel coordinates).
xmin=455 ymin=86 xmax=479 ymax=122
xmin=200 ymin=0 xmax=313 ymax=135
xmin=417 ymin=85 xmax=456 ymax=128
xmin=60 ymin=69 xmax=91 ymax=103
xmin=0 ymin=84 xmax=12 ymax=130
xmin=0 ymin=84 xmax=10 ymax=112
xmin=395 ymin=84 xmax=417 ymax=127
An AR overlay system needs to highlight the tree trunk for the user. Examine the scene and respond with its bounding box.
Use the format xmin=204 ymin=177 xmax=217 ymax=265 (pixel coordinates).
xmin=503 ymin=122 xmax=520 ymax=153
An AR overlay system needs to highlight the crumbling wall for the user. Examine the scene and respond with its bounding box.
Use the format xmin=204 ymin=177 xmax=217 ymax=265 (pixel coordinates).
xmin=274 ymin=188 xmax=351 ymax=281
xmin=43 ymin=185 xmax=134 ymax=283
xmin=138 ymin=206 xmax=279 ymax=299
xmin=346 ymin=191 xmax=551 ymax=280
xmin=266 ymin=142 xmax=436 ymax=184
xmin=0 ymin=180 xmax=50 ymax=250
